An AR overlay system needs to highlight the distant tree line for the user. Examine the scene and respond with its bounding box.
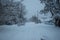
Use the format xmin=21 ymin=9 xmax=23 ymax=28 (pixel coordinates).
xmin=30 ymin=15 xmax=41 ymax=23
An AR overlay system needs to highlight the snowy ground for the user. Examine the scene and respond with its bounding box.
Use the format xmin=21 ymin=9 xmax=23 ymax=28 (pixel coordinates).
xmin=0 ymin=22 xmax=60 ymax=40
xmin=0 ymin=0 xmax=60 ymax=40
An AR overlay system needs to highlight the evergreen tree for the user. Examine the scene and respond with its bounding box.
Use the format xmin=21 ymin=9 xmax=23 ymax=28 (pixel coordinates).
xmin=40 ymin=0 xmax=60 ymax=27
xmin=0 ymin=0 xmax=26 ymax=25
xmin=30 ymin=15 xmax=41 ymax=23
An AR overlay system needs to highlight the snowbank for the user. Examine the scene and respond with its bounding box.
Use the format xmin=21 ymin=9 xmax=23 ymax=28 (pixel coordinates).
xmin=0 ymin=22 xmax=60 ymax=40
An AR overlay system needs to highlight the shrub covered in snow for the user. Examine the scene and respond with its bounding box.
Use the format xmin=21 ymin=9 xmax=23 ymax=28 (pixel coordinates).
xmin=29 ymin=16 xmax=41 ymax=23
xmin=53 ymin=14 xmax=60 ymax=27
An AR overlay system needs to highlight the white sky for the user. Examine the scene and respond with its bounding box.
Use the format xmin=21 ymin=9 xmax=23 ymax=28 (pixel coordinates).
xmin=22 ymin=0 xmax=45 ymax=19
xmin=14 ymin=0 xmax=45 ymax=19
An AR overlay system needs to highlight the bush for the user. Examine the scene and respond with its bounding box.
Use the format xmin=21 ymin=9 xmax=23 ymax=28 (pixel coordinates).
xmin=53 ymin=15 xmax=60 ymax=27
xmin=30 ymin=16 xmax=41 ymax=23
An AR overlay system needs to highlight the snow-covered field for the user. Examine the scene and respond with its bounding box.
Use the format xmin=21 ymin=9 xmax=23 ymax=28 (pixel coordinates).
xmin=0 ymin=22 xmax=60 ymax=40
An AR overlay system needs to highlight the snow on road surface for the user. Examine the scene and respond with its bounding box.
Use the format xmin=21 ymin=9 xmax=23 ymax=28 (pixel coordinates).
xmin=0 ymin=0 xmax=60 ymax=40
xmin=0 ymin=22 xmax=60 ymax=40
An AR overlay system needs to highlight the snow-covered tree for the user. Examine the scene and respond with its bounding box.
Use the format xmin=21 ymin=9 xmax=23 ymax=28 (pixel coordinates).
xmin=30 ymin=15 xmax=41 ymax=23
xmin=40 ymin=0 xmax=60 ymax=27
xmin=0 ymin=0 xmax=26 ymax=25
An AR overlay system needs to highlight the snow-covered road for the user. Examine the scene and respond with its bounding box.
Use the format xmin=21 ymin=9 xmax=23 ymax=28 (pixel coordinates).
xmin=0 ymin=0 xmax=60 ymax=40
xmin=0 ymin=22 xmax=60 ymax=40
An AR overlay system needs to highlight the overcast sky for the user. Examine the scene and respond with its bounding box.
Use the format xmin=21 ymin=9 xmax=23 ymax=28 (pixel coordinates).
xmin=14 ymin=0 xmax=45 ymax=19
xmin=23 ymin=0 xmax=45 ymax=19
